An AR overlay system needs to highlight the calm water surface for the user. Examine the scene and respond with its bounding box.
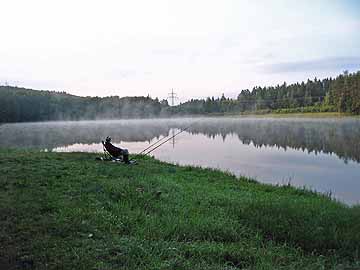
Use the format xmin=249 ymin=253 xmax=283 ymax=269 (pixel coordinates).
xmin=1 ymin=117 xmax=359 ymax=205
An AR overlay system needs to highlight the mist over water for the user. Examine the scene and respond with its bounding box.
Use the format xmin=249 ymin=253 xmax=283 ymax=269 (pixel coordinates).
xmin=1 ymin=117 xmax=359 ymax=204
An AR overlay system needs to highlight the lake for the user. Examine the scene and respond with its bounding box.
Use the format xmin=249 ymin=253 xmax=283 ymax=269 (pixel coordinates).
xmin=1 ymin=117 xmax=359 ymax=205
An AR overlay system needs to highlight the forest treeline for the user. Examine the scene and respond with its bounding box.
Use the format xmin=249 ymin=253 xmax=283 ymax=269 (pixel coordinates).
xmin=0 ymin=87 xmax=170 ymax=122
xmin=0 ymin=70 xmax=359 ymax=123
xmin=173 ymin=70 xmax=360 ymax=115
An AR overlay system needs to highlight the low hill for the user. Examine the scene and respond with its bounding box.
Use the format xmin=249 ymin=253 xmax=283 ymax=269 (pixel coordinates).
xmin=1 ymin=70 xmax=359 ymax=123
xmin=0 ymin=86 xmax=169 ymax=123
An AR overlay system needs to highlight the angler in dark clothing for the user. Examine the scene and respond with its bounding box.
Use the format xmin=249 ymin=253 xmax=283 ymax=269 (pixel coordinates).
xmin=102 ymin=136 xmax=129 ymax=163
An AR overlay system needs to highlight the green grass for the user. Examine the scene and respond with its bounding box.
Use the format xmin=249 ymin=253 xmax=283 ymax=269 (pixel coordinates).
xmin=0 ymin=149 xmax=359 ymax=269
xmin=204 ymin=110 xmax=354 ymax=119
xmin=246 ymin=112 xmax=352 ymax=118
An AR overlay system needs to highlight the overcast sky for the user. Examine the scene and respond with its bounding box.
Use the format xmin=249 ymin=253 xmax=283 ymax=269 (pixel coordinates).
xmin=1 ymin=0 xmax=359 ymax=103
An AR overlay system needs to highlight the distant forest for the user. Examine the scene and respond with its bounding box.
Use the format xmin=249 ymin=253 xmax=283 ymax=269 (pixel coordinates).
xmin=174 ymin=70 xmax=360 ymax=115
xmin=0 ymin=88 xmax=170 ymax=122
xmin=0 ymin=70 xmax=359 ymax=123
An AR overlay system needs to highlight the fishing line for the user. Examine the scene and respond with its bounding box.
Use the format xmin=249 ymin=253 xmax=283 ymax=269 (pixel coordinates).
xmin=138 ymin=134 xmax=170 ymax=155
xmin=129 ymin=120 xmax=197 ymax=161
xmin=143 ymin=125 xmax=192 ymax=156
xmin=137 ymin=120 xmax=199 ymax=155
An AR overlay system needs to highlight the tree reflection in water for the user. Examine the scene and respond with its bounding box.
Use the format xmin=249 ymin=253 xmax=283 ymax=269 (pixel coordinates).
xmin=0 ymin=117 xmax=360 ymax=163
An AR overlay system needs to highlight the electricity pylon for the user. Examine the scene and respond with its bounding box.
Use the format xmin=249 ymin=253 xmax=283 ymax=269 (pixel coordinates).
xmin=167 ymin=88 xmax=178 ymax=106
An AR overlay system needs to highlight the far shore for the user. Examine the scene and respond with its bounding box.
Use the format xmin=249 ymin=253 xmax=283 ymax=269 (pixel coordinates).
xmin=1 ymin=111 xmax=360 ymax=125
xmin=239 ymin=111 xmax=357 ymax=118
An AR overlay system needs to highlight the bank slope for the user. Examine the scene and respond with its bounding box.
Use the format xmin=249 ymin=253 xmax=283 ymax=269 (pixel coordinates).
xmin=0 ymin=150 xmax=359 ymax=269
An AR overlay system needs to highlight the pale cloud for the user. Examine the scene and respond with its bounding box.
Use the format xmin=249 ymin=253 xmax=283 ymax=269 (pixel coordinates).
xmin=0 ymin=0 xmax=359 ymax=103
xmin=262 ymin=57 xmax=360 ymax=74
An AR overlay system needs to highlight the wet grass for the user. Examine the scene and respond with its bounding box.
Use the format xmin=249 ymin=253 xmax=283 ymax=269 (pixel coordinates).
xmin=203 ymin=111 xmax=357 ymax=119
xmin=0 ymin=149 xmax=359 ymax=269
xmin=252 ymin=112 xmax=355 ymax=118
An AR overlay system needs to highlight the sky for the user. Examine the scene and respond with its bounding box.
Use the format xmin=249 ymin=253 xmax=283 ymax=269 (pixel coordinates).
xmin=0 ymin=0 xmax=359 ymax=103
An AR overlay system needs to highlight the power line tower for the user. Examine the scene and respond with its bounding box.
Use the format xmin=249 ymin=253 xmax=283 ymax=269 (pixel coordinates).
xmin=167 ymin=89 xmax=178 ymax=148
xmin=168 ymin=88 xmax=178 ymax=106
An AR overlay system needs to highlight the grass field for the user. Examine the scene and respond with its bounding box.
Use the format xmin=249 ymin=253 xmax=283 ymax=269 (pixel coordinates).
xmin=249 ymin=112 xmax=347 ymax=118
xmin=0 ymin=149 xmax=359 ymax=269
xmin=200 ymin=111 xmax=356 ymax=119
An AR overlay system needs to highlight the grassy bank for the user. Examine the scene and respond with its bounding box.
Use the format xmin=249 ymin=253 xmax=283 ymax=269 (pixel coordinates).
xmin=197 ymin=111 xmax=355 ymax=119
xmin=245 ymin=112 xmax=353 ymax=118
xmin=0 ymin=150 xmax=359 ymax=269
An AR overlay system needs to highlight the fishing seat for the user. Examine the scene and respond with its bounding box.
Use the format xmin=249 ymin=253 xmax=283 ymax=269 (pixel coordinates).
xmin=102 ymin=137 xmax=129 ymax=163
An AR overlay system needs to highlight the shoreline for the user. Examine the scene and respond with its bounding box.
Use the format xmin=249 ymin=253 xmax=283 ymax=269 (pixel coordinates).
xmin=1 ymin=150 xmax=359 ymax=269
xmin=201 ymin=111 xmax=357 ymax=118
xmin=1 ymin=111 xmax=360 ymax=125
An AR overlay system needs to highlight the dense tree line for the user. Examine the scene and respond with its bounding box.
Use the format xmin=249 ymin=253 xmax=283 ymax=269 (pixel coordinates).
xmin=174 ymin=70 xmax=360 ymax=115
xmin=327 ymin=71 xmax=360 ymax=114
xmin=0 ymin=86 xmax=169 ymax=123
xmin=0 ymin=70 xmax=359 ymax=123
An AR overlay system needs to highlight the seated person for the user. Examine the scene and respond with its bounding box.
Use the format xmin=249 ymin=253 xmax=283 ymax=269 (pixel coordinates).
xmin=102 ymin=136 xmax=129 ymax=163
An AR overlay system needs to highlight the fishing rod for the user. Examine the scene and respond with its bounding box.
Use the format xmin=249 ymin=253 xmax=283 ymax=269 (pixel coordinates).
xmin=138 ymin=134 xmax=170 ymax=155
xmin=138 ymin=120 xmax=198 ymax=155
xmin=128 ymin=124 xmax=193 ymax=162
xmin=143 ymin=125 xmax=192 ymax=156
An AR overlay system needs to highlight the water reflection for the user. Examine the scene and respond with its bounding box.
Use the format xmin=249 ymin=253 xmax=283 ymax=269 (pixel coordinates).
xmin=1 ymin=118 xmax=360 ymax=163
xmin=1 ymin=117 xmax=360 ymax=204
